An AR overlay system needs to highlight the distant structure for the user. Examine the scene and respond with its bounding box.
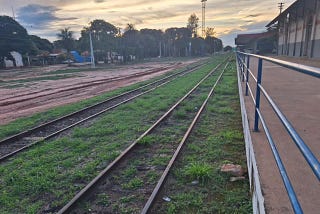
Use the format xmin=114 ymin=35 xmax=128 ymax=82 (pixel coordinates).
xmin=235 ymin=31 xmax=276 ymax=54
xmin=201 ymin=0 xmax=207 ymax=37
xmin=11 ymin=6 xmax=15 ymax=20
xmin=267 ymin=0 xmax=320 ymax=58
xmin=278 ymin=2 xmax=284 ymax=14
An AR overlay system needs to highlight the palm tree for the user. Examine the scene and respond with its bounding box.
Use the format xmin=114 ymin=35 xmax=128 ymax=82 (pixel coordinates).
xmin=57 ymin=27 xmax=74 ymax=64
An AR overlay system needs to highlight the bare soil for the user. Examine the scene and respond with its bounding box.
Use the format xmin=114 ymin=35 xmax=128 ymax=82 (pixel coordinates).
xmin=0 ymin=59 xmax=202 ymax=125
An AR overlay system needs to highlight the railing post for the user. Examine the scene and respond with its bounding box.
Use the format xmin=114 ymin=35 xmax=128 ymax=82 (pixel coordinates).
xmin=242 ymin=54 xmax=246 ymax=81
xmin=245 ymin=55 xmax=250 ymax=96
xmin=254 ymin=58 xmax=263 ymax=131
xmin=241 ymin=54 xmax=245 ymax=82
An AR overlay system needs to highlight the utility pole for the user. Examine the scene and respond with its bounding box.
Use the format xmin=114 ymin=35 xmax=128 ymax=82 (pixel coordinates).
xmin=11 ymin=6 xmax=15 ymax=20
xmin=201 ymin=0 xmax=207 ymax=38
xmin=278 ymin=2 xmax=284 ymax=14
xmin=89 ymin=31 xmax=95 ymax=68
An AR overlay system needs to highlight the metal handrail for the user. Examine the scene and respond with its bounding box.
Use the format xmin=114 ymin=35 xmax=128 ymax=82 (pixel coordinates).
xmin=239 ymin=52 xmax=320 ymax=78
xmin=236 ymin=51 xmax=320 ymax=214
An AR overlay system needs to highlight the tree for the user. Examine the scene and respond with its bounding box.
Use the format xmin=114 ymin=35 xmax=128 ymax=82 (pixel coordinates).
xmin=187 ymin=13 xmax=199 ymax=38
xmin=30 ymin=35 xmax=53 ymax=53
xmin=123 ymin=23 xmax=140 ymax=60
xmin=205 ymin=36 xmax=223 ymax=54
xmin=0 ymin=16 xmax=36 ymax=67
xmin=78 ymin=20 xmax=119 ymax=62
xmin=205 ymin=27 xmax=216 ymax=37
xmin=165 ymin=27 xmax=192 ymax=57
xmin=224 ymin=46 xmax=233 ymax=52
xmin=140 ymin=29 xmax=163 ymax=58
xmin=56 ymin=27 xmax=74 ymax=52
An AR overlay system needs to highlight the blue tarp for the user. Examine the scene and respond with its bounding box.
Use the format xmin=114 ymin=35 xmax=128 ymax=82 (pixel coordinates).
xmin=70 ymin=51 xmax=91 ymax=63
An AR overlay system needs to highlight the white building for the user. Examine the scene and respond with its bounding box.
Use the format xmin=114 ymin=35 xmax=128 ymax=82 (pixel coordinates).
xmin=267 ymin=0 xmax=320 ymax=58
xmin=4 ymin=51 xmax=24 ymax=68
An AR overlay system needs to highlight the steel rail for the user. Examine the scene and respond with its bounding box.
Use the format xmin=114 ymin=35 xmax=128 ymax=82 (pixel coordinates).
xmin=237 ymin=51 xmax=320 ymax=78
xmin=141 ymin=61 xmax=230 ymax=214
xmin=1 ymin=63 xmax=201 ymax=144
xmin=57 ymin=58 xmax=229 ymax=214
xmin=0 ymin=64 xmax=179 ymax=105
xmin=0 ymin=61 xmax=208 ymax=162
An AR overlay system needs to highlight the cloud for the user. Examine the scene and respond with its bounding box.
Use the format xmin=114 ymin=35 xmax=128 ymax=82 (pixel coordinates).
xmin=17 ymin=4 xmax=77 ymax=29
xmin=245 ymin=14 xmax=263 ymax=18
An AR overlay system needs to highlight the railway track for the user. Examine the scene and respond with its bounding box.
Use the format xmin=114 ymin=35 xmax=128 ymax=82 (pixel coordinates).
xmin=0 ymin=63 xmax=182 ymax=106
xmin=0 ymin=61 xmax=208 ymax=162
xmin=57 ymin=58 xmax=230 ymax=214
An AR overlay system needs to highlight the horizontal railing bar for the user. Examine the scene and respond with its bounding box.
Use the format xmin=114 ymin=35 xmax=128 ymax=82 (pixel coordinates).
xmin=256 ymin=109 xmax=303 ymax=214
xmin=247 ymin=83 xmax=256 ymax=105
xmin=238 ymin=52 xmax=320 ymax=78
xmin=248 ymin=68 xmax=257 ymax=83
xmin=258 ymin=84 xmax=320 ymax=180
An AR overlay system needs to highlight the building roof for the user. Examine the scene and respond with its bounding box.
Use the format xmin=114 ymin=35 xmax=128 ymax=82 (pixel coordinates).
xmin=235 ymin=31 xmax=274 ymax=45
xmin=266 ymin=0 xmax=298 ymax=27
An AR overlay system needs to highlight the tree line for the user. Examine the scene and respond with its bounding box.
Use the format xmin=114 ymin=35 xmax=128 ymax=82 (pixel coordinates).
xmin=0 ymin=14 xmax=223 ymax=66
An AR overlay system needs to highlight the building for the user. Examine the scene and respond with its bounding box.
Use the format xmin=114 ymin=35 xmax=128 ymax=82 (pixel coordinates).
xmin=235 ymin=31 xmax=276 ymax=54
xmin=267 ymin=0 xmax=320 ymax=58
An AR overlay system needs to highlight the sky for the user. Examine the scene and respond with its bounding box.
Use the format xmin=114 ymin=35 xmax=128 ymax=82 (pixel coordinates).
xmin=0 ymin=0 xmax=296 ymax=46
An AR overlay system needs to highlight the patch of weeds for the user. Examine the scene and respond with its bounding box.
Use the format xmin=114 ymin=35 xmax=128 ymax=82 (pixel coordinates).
xmin=120 ymin=195 xmax=136 ymax=203
xmin=174 ymin=108 xmax=188 ymax=119
xmin=146 ymin=171 xmax=158 ymax=183
xmin=219 ymin=130 xmax=243 ymax=141
xmin=216 ymin=106 xmax=235 ymax=114
xmin=97 ymin=193 xmax=110 ymax=206
xmin=138 ymin=135 xmax=157 ymax=146
xmin=167 ymin=192 xmax=204 ymax=214
xmin=122 ymin=167 xmax=137 ymax=178
xmin=152 ymin=155 xmax=170 ymax=166
xmin=183 ymin=162 xmax=213 ymax=183
xmin=121 ymin=177 xmax=143 ymax=190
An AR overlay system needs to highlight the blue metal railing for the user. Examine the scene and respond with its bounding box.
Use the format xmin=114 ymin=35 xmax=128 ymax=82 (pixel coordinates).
xmin=236 ymin=51 xmax=320 ymax=214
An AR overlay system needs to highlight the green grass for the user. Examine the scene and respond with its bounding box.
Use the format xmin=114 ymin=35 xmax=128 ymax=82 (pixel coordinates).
xmin=0 ymin=56 xmax=226 ymax=213
xmin=152 ymin=58 xmax=252 ymax=213
xmin=0 ymin=61 xmax=200 ymax=141
xmin=73 ymin=56 xmax=229 ymax=212
xmin=183 ymin=162 xmax=213 ymax=183
xmin=121 ymin=177 xmax=144 ymax=190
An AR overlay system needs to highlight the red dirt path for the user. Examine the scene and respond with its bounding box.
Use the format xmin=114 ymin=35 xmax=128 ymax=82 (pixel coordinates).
xmin=0 ymin=59 xmax=201 ymax=125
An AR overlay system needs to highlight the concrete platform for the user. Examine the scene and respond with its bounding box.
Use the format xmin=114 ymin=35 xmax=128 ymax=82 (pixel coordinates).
xmin=238 ymin=57 xmax=320 ymax=213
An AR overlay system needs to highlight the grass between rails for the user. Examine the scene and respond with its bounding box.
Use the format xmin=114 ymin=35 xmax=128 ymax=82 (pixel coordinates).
xmin=0 ymin=56 xmax=226 ymax=213
xmin=71 ymin=59 xmax=226 ymax=213
xmin=150 ymin=59 xmax=252 ymax=213
xmin=0 ymin=59 xmax=206 ymax=141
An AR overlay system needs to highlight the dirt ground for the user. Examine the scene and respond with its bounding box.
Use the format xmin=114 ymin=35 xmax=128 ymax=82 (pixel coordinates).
xmin=0 ymin=59 xmax=202 ymax=125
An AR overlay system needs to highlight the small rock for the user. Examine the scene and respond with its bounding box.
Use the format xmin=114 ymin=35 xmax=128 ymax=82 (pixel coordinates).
xmin=230 ymin=176 xmax=246 ymax=182
xmin=191 ymin=180 xmax=199 ymax=185
xmin=162 ymin=196 xmax=171 ymax=202
xmin=137 ymin=165 xmax=155 ymax=171
xmin=220 ymin=163 xmax=245 ymax=176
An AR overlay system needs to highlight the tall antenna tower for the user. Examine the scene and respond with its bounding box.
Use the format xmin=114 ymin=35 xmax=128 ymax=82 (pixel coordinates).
xmin=201 ymin=0 xmax=207 ymax=37
xmin=278 ymin=2 xmax=284 ymax=14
